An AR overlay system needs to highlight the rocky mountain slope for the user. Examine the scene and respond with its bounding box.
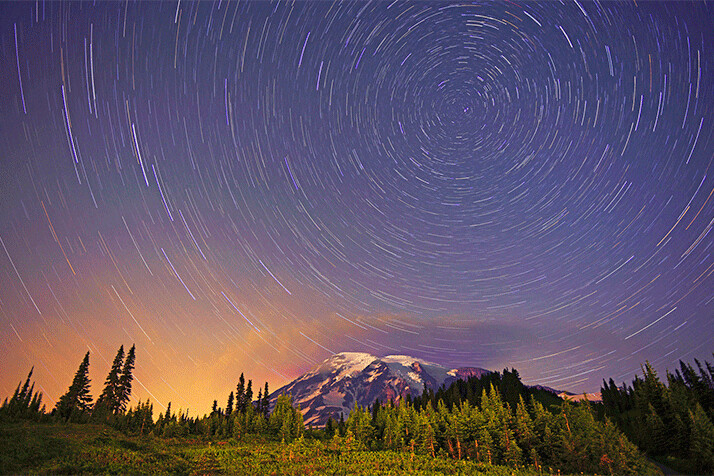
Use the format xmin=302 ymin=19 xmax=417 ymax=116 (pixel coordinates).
xmin=269 ymin=352 xmax=490 ymax=426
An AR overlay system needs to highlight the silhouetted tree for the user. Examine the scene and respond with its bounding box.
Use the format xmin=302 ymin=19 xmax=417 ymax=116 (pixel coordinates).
xmin=117 ymin=344 xmax=135 ymax=413
xmin=0 ymin=367 xmax=45 ymax=421
xmin=55 ymin=352 xmax=92 ymax=422
xmin=245 ymin=379 xmax=253 ymax=408
xmin=262 ymin=382 xmax=270 ymax=417
xmin=94 ymin=345 xmax=124 ymax=418
xmin=226 ymin=391 xmax=234 ymax=417
xmin=236 ymin=373 xmax=246 ymax=413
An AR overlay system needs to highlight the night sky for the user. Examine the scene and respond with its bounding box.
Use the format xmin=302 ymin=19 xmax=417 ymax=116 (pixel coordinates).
xmin=1 ymin=1 xmax=712 ymax=415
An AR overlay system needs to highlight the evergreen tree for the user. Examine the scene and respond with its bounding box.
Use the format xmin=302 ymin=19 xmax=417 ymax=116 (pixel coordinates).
xmin=18 ymin=369 xmax=33 ymax=409
xmin=514 ymin=395 xmax=537 ymax=462
xmin=600 ymin=355 xmax=714 ymax=469
xmin=500 ymin=422 xmax=522 ymax=467
xmin=347 ymin=405 xmax=374 ymax=448
xmin=325 ymin=416 xmax=336 ymax=438
xmin=121 ymin=400 xmax=154 ymax=436
xmin=269 ymin=394 xmax=304 ymax=442
xmin=117 ymin=344 xmax=135 ymax=414
xmin=55 ymin=352 xmax=93 ymax=422
xmin=339 ymin=412 xmax=346 ymax=436
xmin=246 ymin=379 xmax=253 ymax=407
xmin=0 ymin=367 xmax=46 ymax=421
xmin=236 ymin=373 xmax=246 ymax=413
xmin=417 ymin=410 xmax=436 ymax=457
xmin=500 ymin=368 xmax=522 ymax=410
xmin=226 ymin=391 xmax=234 ymax=417
xmin=94 ymin=345 xmax=124 ymax=417
xmin=262 ymin=382 xmax=270 ymax=417
xmin=689 ymin=403 xmax=714 ymax=473
xmin=383 ymin=413 xmax=398 ymax=450
xmin=643 ymin=403 xmax=667 ymax=454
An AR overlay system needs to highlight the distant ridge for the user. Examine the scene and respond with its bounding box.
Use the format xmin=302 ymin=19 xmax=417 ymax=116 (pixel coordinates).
xmin=558 ymin=391 xmax=603 ymax=403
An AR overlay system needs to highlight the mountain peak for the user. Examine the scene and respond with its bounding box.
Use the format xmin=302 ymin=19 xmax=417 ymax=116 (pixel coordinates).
xmin=271 ymin=352 xmax=490 ymax=426
xmin=306 ymin=352 xmax=377 ymax=379
xmin=332 ymin=352 xmax=378 ymax=363
xmin=382 ymin=354 xmax=435 ymax=365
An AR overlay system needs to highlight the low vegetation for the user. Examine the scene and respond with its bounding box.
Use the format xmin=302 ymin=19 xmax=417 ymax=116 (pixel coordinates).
xmin=0 ymin=422 xmax=542 ymax=475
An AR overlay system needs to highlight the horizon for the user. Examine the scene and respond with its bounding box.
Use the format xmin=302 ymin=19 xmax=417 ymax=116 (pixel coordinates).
xmin=3 ymin=346 xmax=709 ymax=416
xmin=1 ymin=1 xmax=712 ymax=416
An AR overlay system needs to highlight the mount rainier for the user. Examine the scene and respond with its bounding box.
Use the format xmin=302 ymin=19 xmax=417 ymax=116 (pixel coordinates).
xmin=269 ymin=352 xmax=489 ymax=426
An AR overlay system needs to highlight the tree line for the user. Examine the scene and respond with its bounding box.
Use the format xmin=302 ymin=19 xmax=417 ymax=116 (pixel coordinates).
xmin=0 ymin=346 xmax=303 ymax=443
xmin=331 ymin=369 xmax=651 ymax=475
xmin=0 ymin=344 xmax=135 ymax=424
xmin=600 ymin=356 xmax=714 ymax=474
xmin=139 ymin=372 xmax=304 ymax=441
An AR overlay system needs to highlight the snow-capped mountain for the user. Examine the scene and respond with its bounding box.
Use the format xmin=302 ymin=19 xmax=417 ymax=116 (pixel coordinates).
xmin=269 ymin=352 xmax=490 ymax=427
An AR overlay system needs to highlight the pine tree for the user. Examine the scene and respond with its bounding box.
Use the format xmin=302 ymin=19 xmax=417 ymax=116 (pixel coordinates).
xmin=226 ymin=391 xmax=234 ymax=417
xmin=246 ymin=379 xmax=253 ymax=407
xmin=383 ymin=413 xmax=398 ymax=450
xmin=689 ymin=403 xmax=714 ymax=473
xmin=117 ymin=344 xmax=135 ymax=414
xmin=0 ymin=367 xmax=46 ymax=421
xmin=417 ymin=411 xmax=436 ymax=457
xmin=270 ymin=394 xmax=292 ymax=440
xmin=236 ymin=373 xmax=245 ymax=413
xmin=339 ymin=412 xmax=346 ymax=436
xmin=94 ymin=345 xmax=124 ymax=417
xmin=514 ymin=395 xmax=537 ymax=462
xmin=268 ymin=393 xmax=304 ymax=441
xmin=325 ymin=416 xmax=336 ymax=438
xmin=644 ymin=403 xmax=667 ymax=454
xmin=500 ymin=422 xmax=523 ymax=467
xmin=18 ymin=369 xmax=33 ymax=409
xmin=347 ymin=405 xmax=374 ymax=448
xmin=693 ymin=358 xmax=714 ymax=413
xmin=55 ymin=352 xmax=93 ymax=421
xmin=262 ymin=382 xmax=270 ymax=417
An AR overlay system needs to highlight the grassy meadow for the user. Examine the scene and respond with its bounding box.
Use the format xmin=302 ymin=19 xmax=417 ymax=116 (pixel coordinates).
xmin=0 ymin=421 xmax=565 ymax=475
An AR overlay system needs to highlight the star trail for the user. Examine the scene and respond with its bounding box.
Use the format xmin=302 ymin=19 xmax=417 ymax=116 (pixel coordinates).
xmin=0 ymin=1 xmax=712 ymax=413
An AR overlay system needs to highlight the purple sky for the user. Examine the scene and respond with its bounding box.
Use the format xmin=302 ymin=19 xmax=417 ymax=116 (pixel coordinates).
xmin=1 ymin=1 xmax=712 ymax=414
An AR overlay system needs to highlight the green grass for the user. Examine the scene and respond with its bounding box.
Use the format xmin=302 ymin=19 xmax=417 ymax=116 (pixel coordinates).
xmin=0 ymin=422 xmax=568 ymax=475
xmin=0 ymin=422 xmax=189 ymax=474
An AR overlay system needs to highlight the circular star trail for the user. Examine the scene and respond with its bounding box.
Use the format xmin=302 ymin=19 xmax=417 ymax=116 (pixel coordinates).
xmin=0 ymin=1 xmax=712 ymax=411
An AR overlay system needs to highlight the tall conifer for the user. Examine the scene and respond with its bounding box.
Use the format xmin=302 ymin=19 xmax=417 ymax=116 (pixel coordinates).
xmin=1 ymin=367 xmax=46 ymax=420
xmin=262 ymin=382 xmax=270 ymax=417
xmin=236 ymin=373 xmax=246 ymax=413
xmin=55 ymin=352 xmax=92 ymax=421
xmin=226 ymin=391 xmax=234 ymax=417
xmin=94 ymin=345 xmax=124 ymax=417
xmin=246 ymin=380 xmax=253 ymax=407
xmin=117 ymin=344 xmax=135 ymax=413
